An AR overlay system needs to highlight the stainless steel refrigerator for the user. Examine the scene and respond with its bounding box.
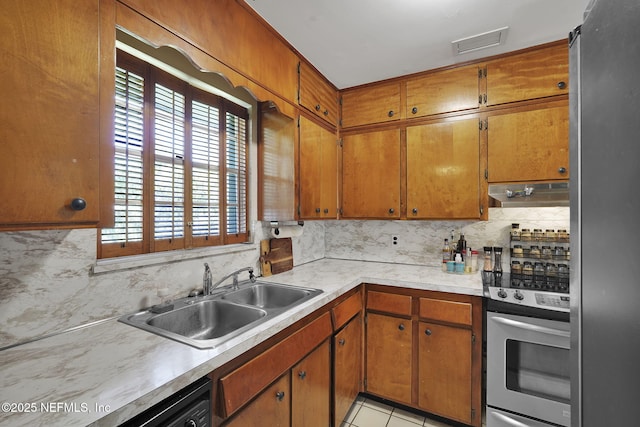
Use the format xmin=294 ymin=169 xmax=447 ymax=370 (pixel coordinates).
xmin=569 ymin=0 xmax=640 ymax=426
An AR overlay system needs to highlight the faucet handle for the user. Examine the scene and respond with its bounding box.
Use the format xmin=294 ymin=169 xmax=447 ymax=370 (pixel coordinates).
xmin=249 ymin=268 xmax=257 ymax=283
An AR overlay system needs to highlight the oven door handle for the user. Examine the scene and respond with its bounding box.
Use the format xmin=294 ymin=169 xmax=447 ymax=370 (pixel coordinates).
xmin=490 ymin=411 xmax=534 ymax=426
xmin=492 ymin=316 xmax=570 ymax=338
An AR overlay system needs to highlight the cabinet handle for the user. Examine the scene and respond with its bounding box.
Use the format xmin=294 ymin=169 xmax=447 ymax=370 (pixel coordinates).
xmin=398 ymin=323 xmax=405 ymax=331
xmin=557 ymin=81 xmax=567 ymax=89
xmin=315 ymin=104 xmax=321 ymax=111
xmin=339 ymin=338 xmax=346 ymax=346
xmin=425 ymin=329 xmax=432 ymax=336
xmin=412 ymin=208 xmax=418 ymax=215
xmin=388 ymin=208 xmax=395 ymax=214
xmin=411 ymin=107 xmax=418 ymax=114
xmin=275 ymin=391 xmax=285 ymax=401
xmin=388 ymin=110 xmax=394 ymax=117
xmin=70 ymin=198 xmax=87 ymax=211
xmin=298 ymin=371 xmax=307 ymax=380
xmin=558 ymin=166 xmax=567 ymax=174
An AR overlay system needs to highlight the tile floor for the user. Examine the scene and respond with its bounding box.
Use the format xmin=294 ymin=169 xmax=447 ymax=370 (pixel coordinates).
xmin=341 ymin=395 xmax=458 ymax=427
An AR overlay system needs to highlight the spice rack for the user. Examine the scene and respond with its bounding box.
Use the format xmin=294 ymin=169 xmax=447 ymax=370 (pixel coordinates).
xmin=509 ymin=225 xmax=570 ymax=293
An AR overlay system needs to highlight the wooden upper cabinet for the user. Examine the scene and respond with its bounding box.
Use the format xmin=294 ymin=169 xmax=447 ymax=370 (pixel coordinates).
xmin=0 ymin=0 xmax=110 ymax=229
xmin=299 ymin=62 xmax=339 ymax=127
xmin=341 ymin=129 xmax=401 ymax=218
xmin=485 ymin=42 xmax=569 ymax=106
xmin=299 ymin=117 xmax=338 ymax=219
xmin=341 ymin=82 xmax=402 ymax=128
xmin=406 ymin=64 xmax=480 ymax=118
xmin=487 ymin=103 xmax=569 ymax=183
xmin=406 ymin=118 xmax=480 ymax=219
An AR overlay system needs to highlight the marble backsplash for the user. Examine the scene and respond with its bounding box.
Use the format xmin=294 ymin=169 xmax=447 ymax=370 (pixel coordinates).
xmin=0 ymin=207 xmax=567 ymax=349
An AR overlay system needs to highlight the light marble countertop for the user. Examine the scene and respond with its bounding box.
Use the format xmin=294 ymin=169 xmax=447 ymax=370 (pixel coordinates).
xmin=0 ymin=258 xmax=483 ymax=427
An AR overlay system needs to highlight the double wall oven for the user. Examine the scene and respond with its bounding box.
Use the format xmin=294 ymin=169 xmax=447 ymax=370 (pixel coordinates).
xmin=484 ymin=270 xmax=570 ymax=427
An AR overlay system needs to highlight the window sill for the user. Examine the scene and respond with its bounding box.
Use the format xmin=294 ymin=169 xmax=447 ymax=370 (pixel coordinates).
xmin=91 ymin=242 xmax=257 ymax=275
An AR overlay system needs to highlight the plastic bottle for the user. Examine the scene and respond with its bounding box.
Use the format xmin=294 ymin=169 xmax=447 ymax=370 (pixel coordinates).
xmin=442 ymin=239 xmax=451 ymax=271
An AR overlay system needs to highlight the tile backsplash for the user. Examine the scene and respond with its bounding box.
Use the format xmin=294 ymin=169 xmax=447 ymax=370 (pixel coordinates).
xmin=0 ymin=207 xmax=568 ymax=348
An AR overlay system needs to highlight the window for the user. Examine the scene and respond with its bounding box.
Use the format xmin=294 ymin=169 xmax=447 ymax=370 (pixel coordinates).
xmin=99 ymin=50 xmax=249 ymax=259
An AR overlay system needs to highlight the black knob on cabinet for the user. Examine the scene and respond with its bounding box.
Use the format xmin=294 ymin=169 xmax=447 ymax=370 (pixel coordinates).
xmin=315 ymin=104 xmax=321 ymax=111
xmin=388 ymin=110 xmax=394 ymax=117
xmin=275 ymin=391 xmax=285 ymax=401
xmin=70 ymin=198 xmax=87 ymax=211
xmin=425 ymin=329 xmax=432 ymax=336
xmin=411 ymin=107 xmax=418 ymax=114
xmin=388 ymin=208 xmax=395 ymax=214
xmin=558 ymin=166 xmax=567 ymax=174
xmin=412 ymin=208 xmax=418 ymax=215
xmin=323 ymin=110 xmax=329 ymax=116
xmin=339 ymin=338 xmax=346 ymax=346
xmin=298 ymin=371 xmax=307 ymax=380
xmin=324 ymin=208 xmax=329 ymax=214
xmin=398 ymin=324 xmax=405 ymax=331
xmin=315 ymin=207 xmax=321 ymax=213
xmin=557 ymin=81 xmax=567 ymax=89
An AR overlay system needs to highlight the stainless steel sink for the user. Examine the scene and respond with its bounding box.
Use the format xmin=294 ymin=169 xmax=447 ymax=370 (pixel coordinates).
xmin=119 ymin=281 xmax=322 ymax=349
xmin=221 ymin=282 xmax=321 ymax=309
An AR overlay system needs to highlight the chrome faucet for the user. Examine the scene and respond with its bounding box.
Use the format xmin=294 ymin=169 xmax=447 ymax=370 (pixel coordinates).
xmin=203 ymin=263 xmax=213 ymax=295
xmin=206 ymin=266 xmax=256 ymax=294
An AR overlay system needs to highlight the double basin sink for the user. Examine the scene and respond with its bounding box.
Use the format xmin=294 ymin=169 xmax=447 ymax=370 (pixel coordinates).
xmin=119 ymin=281 xmax=323 ymax=349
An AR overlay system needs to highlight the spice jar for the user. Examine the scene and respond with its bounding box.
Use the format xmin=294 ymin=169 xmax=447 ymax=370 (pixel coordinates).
xmin=558 ymin=264 xmax=570 ymax=292
xmin=510 ymin=223 xmax=521 ymax=241
xmin=471 ymin=250 xmax=479 ymax=272
xmin=512 ymin=245 xmax=524 ymax=257
xmin=545 ymin=229 xmax=558 ymax=241
xmin=533 ymin=229 xmax=545 ymax=241
xmin=530 ymin=245 xmax=541 ymax=259
xmin=521 ymin=229 xmax=532 ymax=241
xmin=522 ymin=261 xmax=534 ymax=286
xmin=533 ymin=262 xmax=546 ymax=288
xmin=545 ymin=263 xmax=558 ymax=289
xmin=557 ymin=229 xmax=569 ymax=243
xmin=483 ymin=247 xmax=493 ymax=271
xmin=554 ymin=246 xmax=566 ymax=260
xmin=511 ymin=260 xmax=522 ymax=274
xmin=541 ymin=246 xmax=553 ymax=259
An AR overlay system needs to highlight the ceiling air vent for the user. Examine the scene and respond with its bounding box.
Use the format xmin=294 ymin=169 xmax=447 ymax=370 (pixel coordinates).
xmin=452 ymin=26 xmax=509 ymax=55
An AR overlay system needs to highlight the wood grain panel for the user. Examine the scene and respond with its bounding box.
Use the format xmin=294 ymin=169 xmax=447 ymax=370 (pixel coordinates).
xmin=332 ymin=291 xmax=363 ymax=330
xmin=223 ymin=373 xmax=290 ymax=427
xmin=292 ymin=340 xmax=331 ymax=427
xmin=341 ymin=81 xmax=402 ymax=128
xmin=419 ymin=298 xmax=472 ymax=326
xmin=334 ymin=315 xmax=362 ymax=426
xmin=299 ymin=61 xmax=338 ymax=126
xmin=366 ymin=291 xmax=412 ymax=317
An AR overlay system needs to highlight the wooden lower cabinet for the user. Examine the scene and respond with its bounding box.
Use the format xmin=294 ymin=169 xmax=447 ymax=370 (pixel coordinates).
xmin=334 ymin=314 xmax=362 ymax=426
xmin=223 ymin=373 xmax=291 ymax=427
xmin=365 ymin=312 xmax=413 ymax=405
xmin=365 ymin=286 xmax=482 ymax=427
xmin=292 ymin=340 xmax=331 ymax=427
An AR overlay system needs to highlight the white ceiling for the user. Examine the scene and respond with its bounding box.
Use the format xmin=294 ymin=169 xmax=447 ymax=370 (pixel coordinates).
xmin=246 ymin=0 xmax=590 ymax=89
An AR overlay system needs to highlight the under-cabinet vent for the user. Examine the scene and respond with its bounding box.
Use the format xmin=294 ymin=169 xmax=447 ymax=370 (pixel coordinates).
xmin=452 ymin=26 xmax=509 ymax=55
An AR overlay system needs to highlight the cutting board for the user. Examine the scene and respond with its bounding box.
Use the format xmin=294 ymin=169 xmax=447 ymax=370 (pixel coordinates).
xmin=260 ymin=238 xmax=293 ymax=276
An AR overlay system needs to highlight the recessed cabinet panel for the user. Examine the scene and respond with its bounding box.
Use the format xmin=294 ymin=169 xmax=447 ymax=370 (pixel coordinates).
xmin=341 ymin=129 xmax=401 ymax=218
xmin=292 ymin=341 xmax=331 ymax=427
xmin=341 ymin=82 xmax=401 ymax=128
xmin=0 ymin=0 xmax=102 ymax=228
xmin=486 ymin=43 xmax=569 ymax=106
xmin=487 ymin=104 xmax=569 ymax=183
xmin=407 ymin=119 xmax=480 ymax=219
xmin=334 ymin=315 xmax=362 ymax=426
xmin=299 ymin=61 xmax=338 ymax=126
xmin=406 ymin=64 xmax=480 ymax=117
xmin=299 ymin=117 xmax=338 ymax=219
xmin=223 ymin=373 xmax=290 ymax=427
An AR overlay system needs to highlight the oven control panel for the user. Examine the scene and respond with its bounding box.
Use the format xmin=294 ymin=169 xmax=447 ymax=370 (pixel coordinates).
xmin=488 ymin=286 xmax=570 ymax=312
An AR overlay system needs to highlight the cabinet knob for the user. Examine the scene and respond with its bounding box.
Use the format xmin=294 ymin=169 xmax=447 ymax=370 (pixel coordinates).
xmin=298 ymin=371 xmax=307 ymax=380
xmin=412 ymin=208 xmax=418 ymax=215
xmin=323 ymin=109 xmax=329 ymax=116
xmin=411 ymin=107 xmax=418 ymax=114
xmin=388 ymin=208 xmax=395 ymax=215
xmin=339 ymin=338 xmax=346 ymax=346
xmin=557 ymin=81 xmax=567 ymax=89
xmin=558 ymin=166 xmax=567 ymax=174
xmin=70 ymin=198 xmax=87 ymax=211
xmin=388 ymin=110 xmax=394 ymax=117
xmin=275 ymin=391 xmax=285 ymax=401
xmin=324 ymin=208 xmax=329 ymax=214
xmin=425 ymin=329 xmax=432 ymax=336
xmin=398 ymin=323 xmax=405 ymax=331
xmin=315 ymin=207 xmax=321 ymax=213
xmin=315 ymin=104 xmax=321 ymax=111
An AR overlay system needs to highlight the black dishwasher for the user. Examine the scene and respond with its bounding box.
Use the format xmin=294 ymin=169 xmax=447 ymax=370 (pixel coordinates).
xmin=119 ymin=377 xmax=211 ymax=427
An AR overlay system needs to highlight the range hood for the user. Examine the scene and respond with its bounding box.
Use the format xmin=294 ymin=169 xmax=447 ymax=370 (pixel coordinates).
xmin=488 ymin=182 xmax=569 ymax=207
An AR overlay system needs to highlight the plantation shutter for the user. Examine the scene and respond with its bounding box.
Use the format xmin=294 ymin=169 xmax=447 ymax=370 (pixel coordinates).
xmin=225 ymin=110 xmax=248 ymax=242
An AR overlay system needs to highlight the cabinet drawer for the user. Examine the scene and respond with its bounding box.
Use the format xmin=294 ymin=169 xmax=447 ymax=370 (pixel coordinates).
xmin=419 ymin=298 xmax=472 ymax=326
xmin=219 ymin=312 xmax=332 ymax=417
xmin=367 ymin=291 xmax=412 ymax=317
xmin=332 ymin=291 xmax=363 ymax=330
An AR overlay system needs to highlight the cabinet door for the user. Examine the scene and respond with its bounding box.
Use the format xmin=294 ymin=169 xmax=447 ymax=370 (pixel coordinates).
xmin=366 ymin=313 xmax=412 ymax=404
xmin=342 ymin=129 xmax=401 ymax=218
xmin=418 ymin=322 xmax=472 ymax=425
xmin=223 ymin=373 xmax=290 ymax=427
xmin=407 ymin=118 xmax=480 ymax=219
xmin=292 ymin=340 xmax=331 ymax=427
xmin=0 ymin=0 xmax=102 ymax=227
xmin=341 ymin=81 xmax=401 ymax=128
xmin=334 ymin=314 xmax=362 ymax=426
xmin=299 ymin=61 xmax=338 ymax=126
xmin=299 ymin=116 xmax=338 ymax=219
xmin=487 ymin=104 xmax=569 ymax=183
xmin=406 ymin=64 xmax=480 ymax=118
xmin=485 ymin=43 xmax=569 ymax=106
